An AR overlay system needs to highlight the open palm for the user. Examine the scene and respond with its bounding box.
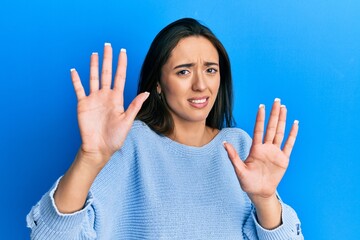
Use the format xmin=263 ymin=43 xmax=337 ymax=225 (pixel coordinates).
xmin=224 ymin=100 xmax=299 ymax=201
xmin=71 ymin=44 xmax=149 ymax=167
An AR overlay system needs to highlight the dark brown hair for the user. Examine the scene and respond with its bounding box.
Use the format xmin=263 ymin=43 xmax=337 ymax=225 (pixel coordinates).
xmin=136 ymin=18 xmax=234 ymax=134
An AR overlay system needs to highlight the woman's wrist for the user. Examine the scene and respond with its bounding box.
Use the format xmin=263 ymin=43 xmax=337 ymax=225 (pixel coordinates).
xmin=53 ymin=148 xmax=109 ymax=214
xmin=77 ymin=146 xmax=112 ymax=170
xmin=250 ymin=193 xmax=282 ymax=230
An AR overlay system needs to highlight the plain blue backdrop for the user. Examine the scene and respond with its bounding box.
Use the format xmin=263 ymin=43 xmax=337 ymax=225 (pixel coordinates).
xmin=1 ymin=0 xmax=359 ymax=239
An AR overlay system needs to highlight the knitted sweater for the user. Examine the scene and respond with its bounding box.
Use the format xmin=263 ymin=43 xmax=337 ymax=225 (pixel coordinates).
xmin=27 ymin=120 xmax=303 ymax=239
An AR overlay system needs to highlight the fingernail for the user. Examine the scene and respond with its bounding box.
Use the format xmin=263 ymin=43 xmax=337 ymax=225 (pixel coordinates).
xmin=294 ymin=120 xmax=299 ymax=125
xmin=92 ymin=52 xmax=98 ymax=55
xmin=259 ymin=104 xmax=265 ymax=109
xmin=281 ymin=104 xmax=286 ymax=108
xmin=222 ymin=141 xmax=227 ymax=147
xmin=120 ymin=48 xmax=126 ymax=53
xmin=144 ymin=91 xmax=150 ymax=96
xmin=70 ymin=68 xmax=76 ymax=72
xmin=274 ymin=98 xmax=281 ymax=102
xmin=104 ymin=42 xmax=111 ymax=46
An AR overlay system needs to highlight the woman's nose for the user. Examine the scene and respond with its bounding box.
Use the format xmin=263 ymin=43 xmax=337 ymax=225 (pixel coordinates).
xmin=192 ymin=71 xmax=207 ymax=91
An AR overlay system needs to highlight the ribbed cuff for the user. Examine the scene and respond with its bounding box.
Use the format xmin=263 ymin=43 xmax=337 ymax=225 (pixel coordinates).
xmin=27 ymin=177 xmax=94 ymax=234
xmin=253 ymin=201 xmax=303 ymax=240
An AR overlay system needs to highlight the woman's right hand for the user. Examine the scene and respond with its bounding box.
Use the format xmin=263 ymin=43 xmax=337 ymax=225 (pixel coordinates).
xmin=71 ymin=43 xmax=149 ymax=168
xmin=54 ymin=43 xmax=148 ymax=214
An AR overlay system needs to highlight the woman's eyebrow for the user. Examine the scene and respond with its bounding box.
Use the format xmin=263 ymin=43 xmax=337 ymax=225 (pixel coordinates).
xmin=204 ymin=62 xmax=219 ymax=67
xmin=173 ymin=63 xmax=194 ymax=69
xmin=173 ymin=61 xmax=219 ymax=70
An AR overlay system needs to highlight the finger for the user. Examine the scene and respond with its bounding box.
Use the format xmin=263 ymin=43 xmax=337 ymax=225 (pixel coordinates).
xmin=264 ymin=98 xmax=281 ymax=143
xmin=223 ymin=142 xmax=246 ymax=177
xmin=283 ymin=120 xmax=299 ymax=158
xmin=253 ymin=104 xmax=265 ymax=144
xmin=125 ymin=92 xmax=150 ymax=122
xmin=89 ymin=52 xmax=99 ymax=93
xmin=114 ymin=48 xmax=127 ymax=97
xmin=273 ymin=105 xmax=287 ymax=147
xmin=101 ymin=42 xmax=113 ymax=89
xmin=70 ymin=68 xmax=86 ymax=100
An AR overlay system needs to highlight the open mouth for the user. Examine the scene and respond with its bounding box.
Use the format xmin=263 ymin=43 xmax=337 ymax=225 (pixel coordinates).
xmin=189 ymin=98 xmax=207 ymax=104
xmin=188 ymin=97 xmax=209 ymax=108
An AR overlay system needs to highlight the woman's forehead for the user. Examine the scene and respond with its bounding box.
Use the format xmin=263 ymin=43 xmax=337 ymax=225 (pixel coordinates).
xmin=167 ymin=36 xmax=219 ymax=66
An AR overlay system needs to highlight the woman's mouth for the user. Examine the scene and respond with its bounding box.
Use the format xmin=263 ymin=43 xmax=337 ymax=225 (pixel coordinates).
xmin=188 ymin=97 xmax=209 ymax=108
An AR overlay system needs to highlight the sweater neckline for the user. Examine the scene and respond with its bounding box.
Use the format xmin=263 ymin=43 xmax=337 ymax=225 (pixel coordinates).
xmin=134 ymin=120 xmax=228 ymax=154
xmin=158 ymin=127 xmax=227 ymax=155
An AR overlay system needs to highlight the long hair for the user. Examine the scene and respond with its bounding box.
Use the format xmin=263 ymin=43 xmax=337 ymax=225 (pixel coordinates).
xmin=136 ymin=18 xmax=234 ymax=135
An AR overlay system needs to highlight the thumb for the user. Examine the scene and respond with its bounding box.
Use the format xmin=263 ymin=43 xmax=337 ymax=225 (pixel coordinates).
xmin=125 ymin=92 xmax=150 ymax=121
xmin=223 ymin=141 xmax=247 ymax=177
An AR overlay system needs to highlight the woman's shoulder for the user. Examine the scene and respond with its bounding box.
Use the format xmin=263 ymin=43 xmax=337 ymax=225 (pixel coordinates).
xmin=126 ymin=120 xmax=160 ymax=142
xmin=220 ymin=126 xmax=252 ymax=143
xmin=219 ymin=127 xmax=252 ymax=158
xmin=131 ymin=120 xmax=151 ymax=131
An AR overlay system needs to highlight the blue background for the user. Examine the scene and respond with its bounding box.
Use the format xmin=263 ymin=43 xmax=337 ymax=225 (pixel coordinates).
xmin=1 ymin=0 xmax=359 ymax=239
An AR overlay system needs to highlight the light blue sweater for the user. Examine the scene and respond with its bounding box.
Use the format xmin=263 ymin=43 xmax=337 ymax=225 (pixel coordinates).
xmin=27 ymin=121 xmax=303 ymax=239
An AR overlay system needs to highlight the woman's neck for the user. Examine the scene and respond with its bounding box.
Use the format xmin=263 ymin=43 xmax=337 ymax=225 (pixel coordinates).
xmin=167 ymin=120 xmax=219 ymax=147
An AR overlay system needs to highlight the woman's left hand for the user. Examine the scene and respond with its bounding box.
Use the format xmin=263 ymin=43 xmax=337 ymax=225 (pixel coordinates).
xmin=223 ymin=98 xmax=299 ymax=208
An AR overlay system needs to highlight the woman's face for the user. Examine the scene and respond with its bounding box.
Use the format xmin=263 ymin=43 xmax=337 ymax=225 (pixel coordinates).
xmin=160 ymin=36 xmax=220 ymax=126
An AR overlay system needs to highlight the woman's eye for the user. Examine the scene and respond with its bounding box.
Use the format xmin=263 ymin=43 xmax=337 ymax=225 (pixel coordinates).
xmin=207 ymin=68 xmax=218 ymax=74
xmin=177 ymin=70 xmax=190 ymax=76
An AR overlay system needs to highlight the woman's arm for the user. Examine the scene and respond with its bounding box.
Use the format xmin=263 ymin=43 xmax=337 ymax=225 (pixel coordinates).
xmin=53 ymin=44 xmax=149 ymax=214
xmin=53 ymin=149 xmax=108 ymax=213
xmin=224 ymin=99 xmax=301 ymax=231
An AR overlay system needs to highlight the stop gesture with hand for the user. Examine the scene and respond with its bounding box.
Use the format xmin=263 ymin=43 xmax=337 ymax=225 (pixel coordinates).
xmin=70 ymin=43 xmax=149 ymax=168
xmin=54 ymin=43 xmax=149 ymax=214
xmin=224 ymin=99 xmax=299 ymax=228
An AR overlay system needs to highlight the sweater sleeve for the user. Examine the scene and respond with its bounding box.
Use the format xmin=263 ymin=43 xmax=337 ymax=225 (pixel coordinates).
xmin=26 ymin=177 xmax=97 ymax=240
xmin=243 ymin=200 xmax=304 ymax=240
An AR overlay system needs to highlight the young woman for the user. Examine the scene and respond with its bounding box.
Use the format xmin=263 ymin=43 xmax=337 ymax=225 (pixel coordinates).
xmin=27 ymin=18 xmax=303 ymax=239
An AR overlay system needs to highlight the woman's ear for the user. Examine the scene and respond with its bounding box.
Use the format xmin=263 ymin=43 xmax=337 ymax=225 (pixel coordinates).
xmin=156 ymin=82 xmax=161 ymax=94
